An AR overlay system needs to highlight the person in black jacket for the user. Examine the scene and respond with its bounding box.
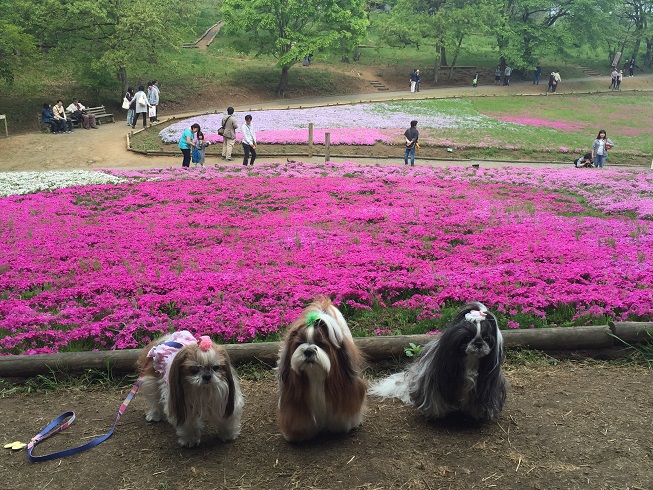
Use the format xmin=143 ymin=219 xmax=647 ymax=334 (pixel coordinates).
xmin=403 ymin=120 xmax=419 ymax=166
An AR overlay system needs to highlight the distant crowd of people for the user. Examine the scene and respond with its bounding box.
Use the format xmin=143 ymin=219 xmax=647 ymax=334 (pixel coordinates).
xmin=40 ymin=98 xmax=99 ymax=134
xmin=124 ymin=80 xmax=160 ymax=128
xmin=177 ymin=108 xmax=257 ymax=169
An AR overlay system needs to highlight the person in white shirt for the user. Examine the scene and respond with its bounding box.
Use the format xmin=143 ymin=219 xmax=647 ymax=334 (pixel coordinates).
xmin=609 ymin=68 xmax=618 ymax=90
xmin=148 ymin=80 xmax=160 ymax=122
xmin=241 ymin=114 xmax=257 ymax=166
xmin=66 ymin=99 xmax=97 ymax=129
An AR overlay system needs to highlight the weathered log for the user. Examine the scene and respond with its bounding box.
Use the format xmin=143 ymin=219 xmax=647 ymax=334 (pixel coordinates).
xmin=611 ymin=322 xmax=653 ymax=343
xmin=0 ymin=324 xmax=651 ymax=378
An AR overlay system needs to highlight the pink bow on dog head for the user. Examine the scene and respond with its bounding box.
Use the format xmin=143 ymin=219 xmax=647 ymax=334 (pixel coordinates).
xmin=465 ymin=310 xmax=487 ymax=324
xmin=198 ymin=336 xmax=212 ymax=352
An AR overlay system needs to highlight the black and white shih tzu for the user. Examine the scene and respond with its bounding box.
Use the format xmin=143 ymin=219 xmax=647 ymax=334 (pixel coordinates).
xmin=369 ymin=302 xmax=507 ymax=421
xmin=137 ymin=331 xmax=244 ymax=447
xmin=277 ymin=295 xmax=367 ymax=442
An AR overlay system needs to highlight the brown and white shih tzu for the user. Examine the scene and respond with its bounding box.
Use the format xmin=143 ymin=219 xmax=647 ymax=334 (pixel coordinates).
xmin=137 ymin=331 xmax=244 ymax=447
xmin=276 ymin=296 xmax=367 ymax=442
xmin=369 ymin=302 xmax=507 ymax=422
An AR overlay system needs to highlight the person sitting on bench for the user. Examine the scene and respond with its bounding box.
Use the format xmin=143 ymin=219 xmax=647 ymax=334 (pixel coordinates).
xmin=53 ymin=100 xmax=74 ymax=133
xmin=41 ymin=103 xmax=64 ymax=134
xmin=66 ymin=98 xmax=98 ymax=129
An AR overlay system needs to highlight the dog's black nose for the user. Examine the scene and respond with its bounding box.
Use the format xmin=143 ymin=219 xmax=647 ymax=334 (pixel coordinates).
xmin=304 ymin=347 xmax=317 ymax=361
xmin=202 ymin=373 xmax=212 ymax=382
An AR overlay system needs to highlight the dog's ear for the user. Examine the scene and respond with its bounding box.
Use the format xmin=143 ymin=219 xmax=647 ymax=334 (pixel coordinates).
xmin=221 ymin=349 xmax=236 ymax=418
xmin=168 ymin=348 xmax=188 ymax=427
xmin=326 ymin=337 xmax=366 ymax=413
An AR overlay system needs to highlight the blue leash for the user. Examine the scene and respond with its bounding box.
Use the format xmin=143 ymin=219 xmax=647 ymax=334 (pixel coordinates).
xmin=27 ymin=341 xmax=183 ymax=462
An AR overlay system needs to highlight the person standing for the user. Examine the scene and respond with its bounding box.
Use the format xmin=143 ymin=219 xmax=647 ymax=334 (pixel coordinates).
xmin=629 ymin=58 xmax=635 ymax=77
xmin=53 ymin=100 xmax=74 ymax=133
xmin=591 ymin=129 xmax=614 ymax=169
xmin=533 ymin=63 xmax=542 ymax=85
xmin=553 ymin=71 xmax=561 ymax=91
xmin=131 ymin=85 xmax=149 ymax=129
xmin=504 ymin=65 xmax=512 ymax=86
xmin=415 ymin=69 xmax=421 ymax=92
xmin=149 ymin=80 xmax=160 ymax=122
xmin=494 ymin=65 xmax=501 ymax=86
xmin=410 ymin=69 xmax=419 ymax=93
xmin=609 ymin=68 xmax=618 ymax=90
xmin=403 ymin=120 xmax=419 ymax=167
xmin=178 ymin=123 xmax=200 ymax=168
xmin=193 ymin=130 xmax=208 ymax=169
xmin=125 ymin=87 xmax=135 ymax=126
xmin=221 ymin=107 xmax=238 ymax=161
xmin=241 ymin=114 xmax=257 ymax=166
xmin=616 ymin=70 xmax=623 ymax=90
xmin=66 ymin=98 xmax=97 ymax=129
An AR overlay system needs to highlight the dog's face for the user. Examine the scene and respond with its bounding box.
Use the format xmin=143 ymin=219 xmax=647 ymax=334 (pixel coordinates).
xmin=175 ymin=343 xmax=232 ymax=386
xmin=461 ymin=320 xmax=496 ymax=358
xmin=168 ymin=343 xmax=236 ymax=424
xmin=288 ymin=321 xmax=335 ymax=376
xmin=446 ymin=308 xmax=499 ymax=359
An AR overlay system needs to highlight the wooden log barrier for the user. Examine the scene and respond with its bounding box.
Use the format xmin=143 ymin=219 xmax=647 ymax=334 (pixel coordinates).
xmin=0 ymin=324 xmax=651 ymax=377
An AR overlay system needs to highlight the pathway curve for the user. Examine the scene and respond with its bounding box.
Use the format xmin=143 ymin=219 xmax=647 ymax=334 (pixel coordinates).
xmin=195 ymin=22 xmax=223 ymax=50
xmin=0 ymin=75 xmax=650 ymax=172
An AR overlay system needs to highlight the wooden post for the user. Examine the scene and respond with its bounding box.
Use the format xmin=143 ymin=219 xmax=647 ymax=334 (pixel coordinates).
xmin=0 ymin=114 xmax=7 ymax=137
xmin=324 ymin=132 xmax=330 ymax=163
xmin=308 ymin=123 xmax=314 ymax=158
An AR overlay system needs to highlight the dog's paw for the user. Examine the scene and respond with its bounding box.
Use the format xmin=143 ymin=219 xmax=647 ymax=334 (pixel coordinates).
xmin=177 ymin=436 xmax=201 ymax=448
xmin=145 ymin=411 xmax=164 ymax=422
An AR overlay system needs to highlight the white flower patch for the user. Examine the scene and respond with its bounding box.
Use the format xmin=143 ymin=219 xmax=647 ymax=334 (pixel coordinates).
xmin=0 ymin=170 xmax=128 ymax=197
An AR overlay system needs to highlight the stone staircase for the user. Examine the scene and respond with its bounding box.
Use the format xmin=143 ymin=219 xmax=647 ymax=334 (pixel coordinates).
xmin=578 ymin=66 xmax=602 ymax=77
xmin=369 ymin=80 xmax=389 ymax=91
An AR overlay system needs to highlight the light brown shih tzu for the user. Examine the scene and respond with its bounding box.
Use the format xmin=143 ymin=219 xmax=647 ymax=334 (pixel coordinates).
xmin=137 ymin=331 xmax=244 ymax=447
xmin=276 ymin=296 xmax=367 ymax=442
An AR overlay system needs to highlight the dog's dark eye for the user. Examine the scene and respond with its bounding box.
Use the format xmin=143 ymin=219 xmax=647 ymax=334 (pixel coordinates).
xmin=189 ymin=366 xmax=200 ymax=375
xmin=212 ymin=365 xmax=221 ymax=372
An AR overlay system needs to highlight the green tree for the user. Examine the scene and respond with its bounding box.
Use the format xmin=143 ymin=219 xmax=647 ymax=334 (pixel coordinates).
xmin=0 ymin=21 xmax=35 ymax=83
xmin=492 ymin=0 xmax=616 ymax=70
xmin=375 ymin=0 xmax=498 ymax=82
xmin=7 ymin=0 xmax=194 ymax=94
xmin=221 ymin=0 xmax=369 ymax=93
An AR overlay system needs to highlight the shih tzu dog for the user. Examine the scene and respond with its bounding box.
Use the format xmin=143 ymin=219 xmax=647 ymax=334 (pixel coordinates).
xmin=137 ymin=331 xmax=244 ymax=447
xmin=277 ymin=296 xmax=367 ymax=442
xmin=369 ymin=302 xmax=507 ymax=421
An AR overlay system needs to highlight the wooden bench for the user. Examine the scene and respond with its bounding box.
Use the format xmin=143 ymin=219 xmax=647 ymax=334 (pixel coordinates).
xmin=84 ymin=105 xmax=115 ymax=125
xmin=37 ymin=105 xmax=115 ymax=132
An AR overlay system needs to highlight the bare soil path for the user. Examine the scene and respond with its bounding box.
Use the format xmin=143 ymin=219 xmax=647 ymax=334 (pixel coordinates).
xmin=1 ymin=362 xmax=651 ymax=489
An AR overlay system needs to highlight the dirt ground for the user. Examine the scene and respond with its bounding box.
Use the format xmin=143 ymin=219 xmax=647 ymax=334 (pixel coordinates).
xmin=1 ymin=362 xmax=651 ymax=490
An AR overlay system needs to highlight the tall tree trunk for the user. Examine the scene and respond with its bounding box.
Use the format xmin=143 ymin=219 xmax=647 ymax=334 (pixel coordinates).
xmin=118 ymin=66 xmax=128 ymax=96
xmin=645 ymin=38 xmax=652 ymax=67
xmin=448 ymin=35 xmax=464 ymax=80
xmin=276 ymin=66 xmax=290 ymax=95
xmin=432 ymin=42 xmax=441 ymax=83
xmin=441 ymin=45 xmax=447 ymax=67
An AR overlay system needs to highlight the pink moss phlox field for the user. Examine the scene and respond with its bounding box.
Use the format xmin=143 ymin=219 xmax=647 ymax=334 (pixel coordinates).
xmin=493 ymin=116 xmax=582 ymax=132
xmin=2 ymin=163 xmax=653 ymax=354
